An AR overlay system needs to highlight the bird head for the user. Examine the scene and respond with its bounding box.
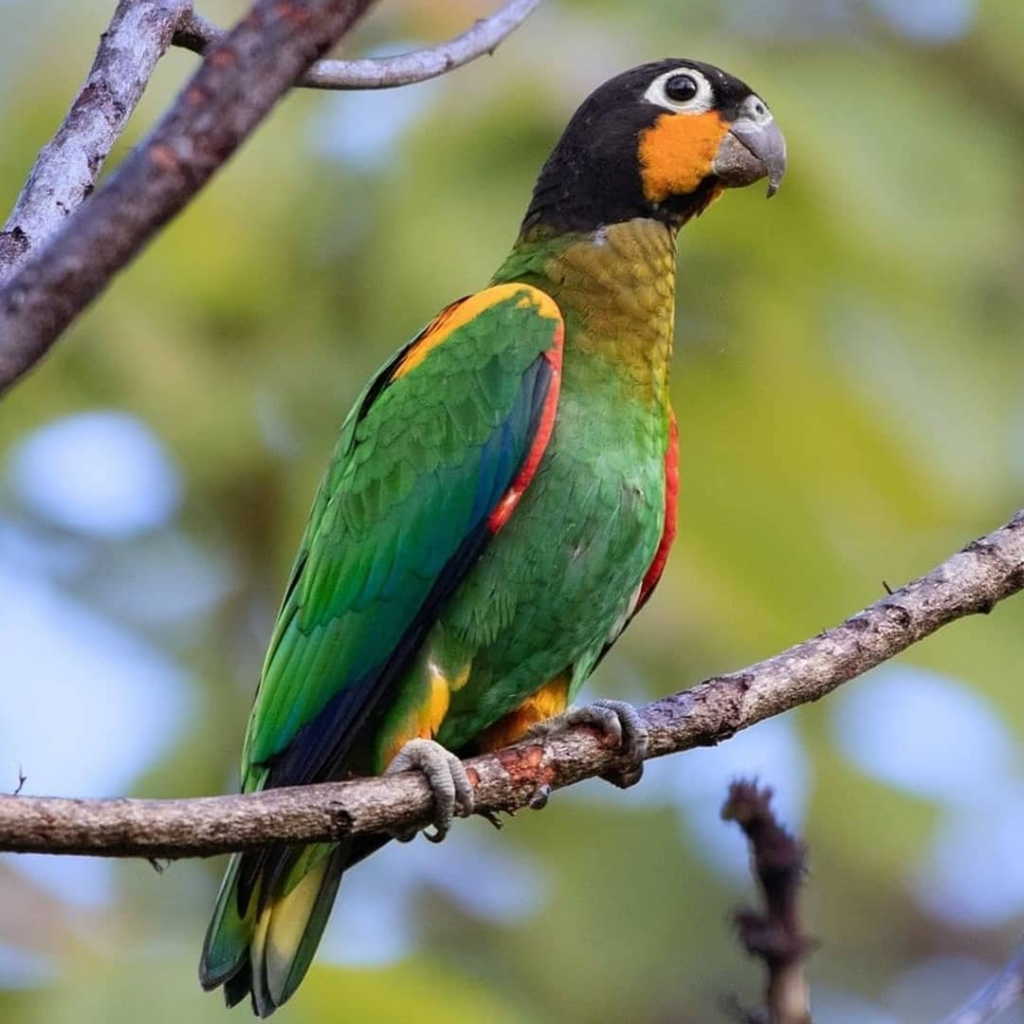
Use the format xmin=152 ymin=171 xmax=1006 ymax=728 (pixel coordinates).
xmin=523 ymin=59 xmax=786 ymax=234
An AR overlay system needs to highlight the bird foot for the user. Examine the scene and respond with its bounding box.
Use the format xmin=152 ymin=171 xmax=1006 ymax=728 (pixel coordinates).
xmin=530 ymin=698 xmax=648 ymax=789
xmin=384 ymin=738 xmax=475 ymax=842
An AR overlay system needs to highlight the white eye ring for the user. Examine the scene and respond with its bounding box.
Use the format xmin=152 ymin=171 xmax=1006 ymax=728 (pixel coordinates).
xmin=644 ymin=68 xmax=714 ymax=114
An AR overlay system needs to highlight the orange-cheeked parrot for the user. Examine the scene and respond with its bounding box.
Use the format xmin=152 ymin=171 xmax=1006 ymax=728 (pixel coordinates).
xmin=200 ymin=58 xmax=785 ymax=1016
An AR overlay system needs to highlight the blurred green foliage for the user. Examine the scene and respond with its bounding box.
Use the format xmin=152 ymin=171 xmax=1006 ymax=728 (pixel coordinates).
xmin=2 ymin=1 xmax=1024 ymax=1021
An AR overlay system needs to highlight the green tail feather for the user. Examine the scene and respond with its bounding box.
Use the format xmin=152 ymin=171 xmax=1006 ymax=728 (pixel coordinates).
xmin=249 ymin=846 xmax=347 ymax=1017
xmin=199 ymin=852 xmax=256 ymax=993
xmin=200 ymin=845 xmax=348 ymax=1018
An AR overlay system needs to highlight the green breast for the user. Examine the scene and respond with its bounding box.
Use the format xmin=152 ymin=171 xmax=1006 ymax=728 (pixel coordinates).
xmin=434 ymin=219 xmax=678 ymax=750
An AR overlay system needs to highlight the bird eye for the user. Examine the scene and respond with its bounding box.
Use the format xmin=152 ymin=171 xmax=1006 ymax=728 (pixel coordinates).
xmin=664 ymin=74 xmax=699 ymax=103
xmin=644 ymin=67 xmax=713 ymax=113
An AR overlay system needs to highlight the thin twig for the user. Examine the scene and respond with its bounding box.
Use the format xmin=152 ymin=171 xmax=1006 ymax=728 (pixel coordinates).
xmin=723 ymin=781 xmax=814 ymax=1024
xmin=0 ymin=0 xmax=378 ymax=394
xmin=173 ymin=0 xmax=543 ymax=90
xmin=0 ymin=0 xmax=188 ymax=284
xmin=0 ymin=509 xmax=1021 ymax=860
xmin=941 ymin=938 xmax=1024 ymax=1024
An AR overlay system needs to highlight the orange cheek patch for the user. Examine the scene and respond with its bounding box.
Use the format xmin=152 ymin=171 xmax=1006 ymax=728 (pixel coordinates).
xmin=638 ymin=111 xmax=731 ymax=203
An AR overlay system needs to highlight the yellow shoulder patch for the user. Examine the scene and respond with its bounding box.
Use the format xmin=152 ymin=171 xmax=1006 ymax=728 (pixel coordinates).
xmin=391 ymin=283 xmax=561 ymax=381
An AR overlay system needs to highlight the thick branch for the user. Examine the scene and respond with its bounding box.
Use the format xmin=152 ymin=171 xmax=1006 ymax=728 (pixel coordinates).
xmin=0 ymin=0 xmax=187 ymax=284
xmin=1 ymin=509 xmax=1021 ymax=860
xmin=0 ymin=0 xmax=378 ymax=394
xmin=174 ymin=0 xmax=543 ymax=90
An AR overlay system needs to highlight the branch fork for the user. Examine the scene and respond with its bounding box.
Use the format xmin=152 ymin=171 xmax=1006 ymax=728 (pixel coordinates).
xmin=0 ymin=0 xmax=542 ymax=390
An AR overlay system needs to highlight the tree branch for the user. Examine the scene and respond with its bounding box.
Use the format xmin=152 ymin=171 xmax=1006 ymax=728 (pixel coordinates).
xmin=0 ymin=0 xmax=188 ymax=284
xmin=942 ymin=937 xmax=1024 ymax=1024
xmin=0 ymin=0 xmax=378 ymax=395
xmin=723 ymin=781 xmax=814 ymax=1024
xmin=1 ymin=509 xmax=1021 ymax=860
xmin=173 ymin=0 xmax=543 ymax=91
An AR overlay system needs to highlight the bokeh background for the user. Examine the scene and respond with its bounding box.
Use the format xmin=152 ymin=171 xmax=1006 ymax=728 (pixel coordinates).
xmin=2 ymin=0 xmax=1024 ymax=1021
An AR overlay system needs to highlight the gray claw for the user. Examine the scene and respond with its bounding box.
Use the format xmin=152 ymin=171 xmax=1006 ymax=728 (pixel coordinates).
xmin=532 ymin=698 xmax=648 ymax=790
xmin=384 ymin=738 xmax=475 ymax=842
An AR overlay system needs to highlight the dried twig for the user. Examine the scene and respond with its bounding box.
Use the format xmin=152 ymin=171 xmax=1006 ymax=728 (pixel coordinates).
xmin=0 ymin=0 xmax=378 ymax=394
xmin=0 ymin=509 xmax=1021 ymax=860
xmin=0 ymin=0 xmax=188 ymax=283
xmin=174 ymin=0 xmax=543 ymax=90
xmin=723 ymin=781 xmax=814 ymax=1024
xmin=941 ymin=938 xmax=1024 ymax=1024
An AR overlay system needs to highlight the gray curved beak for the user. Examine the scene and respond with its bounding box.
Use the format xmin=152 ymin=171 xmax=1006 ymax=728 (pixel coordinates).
xmin=711 ymin=103 xmax=787 ymax=198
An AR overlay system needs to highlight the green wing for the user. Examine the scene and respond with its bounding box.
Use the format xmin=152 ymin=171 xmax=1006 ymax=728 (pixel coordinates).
xmin=240 ymin=283 xmax=564 ymax=794
xmin=203 ymin=285 xmax=562 ymax=1013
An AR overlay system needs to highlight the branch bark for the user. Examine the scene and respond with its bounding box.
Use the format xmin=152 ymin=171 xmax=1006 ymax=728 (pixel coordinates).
xmin=174 ymin=0 xmax=543 ymax=90
xmin=1 ymin=508 xmax=1021 ymax=860
xmin=0 ymin=0 xmax=378 ymax=395
xmin=0 ymin=0 xmax=543 ymax=393
xmin=0 ymin=0 xmax=188 ymax=284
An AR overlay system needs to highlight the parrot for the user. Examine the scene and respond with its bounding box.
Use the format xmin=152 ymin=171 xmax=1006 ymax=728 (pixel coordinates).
xmin=199 ymin=58 xmax=786 ymax=1016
